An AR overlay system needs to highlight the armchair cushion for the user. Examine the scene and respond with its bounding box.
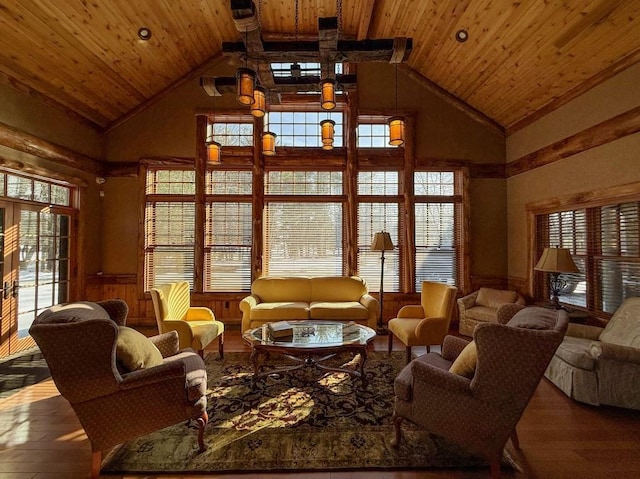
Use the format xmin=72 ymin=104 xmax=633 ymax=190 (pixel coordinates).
xmin=116 ymin=326 xmax=163 ymax=371
xmin=598 ymin=297 xmax=640 ymax=347
xmin=475 ymin=287 xmax=518 ymax=309
xmin=448 ymin=341 xmax=477 ymax=378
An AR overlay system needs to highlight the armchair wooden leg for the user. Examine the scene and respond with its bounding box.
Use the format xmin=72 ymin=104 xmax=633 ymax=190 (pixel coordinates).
xmin=218 ymin=332 xmax=224 ymax=359
xmin=388 ymin=331 xmax=393 ymax=353
xmin=405 ymin=346 xmax=412 ymax=364
xmin=196 ymin=411 xmax=209 ymax=453
xmin=390 ymin=413 xmax=403 ymax=447
xmin=91 ymin=450 xmax=101 ymax=479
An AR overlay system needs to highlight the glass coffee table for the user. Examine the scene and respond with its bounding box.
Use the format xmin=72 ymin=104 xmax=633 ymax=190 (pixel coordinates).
xmin=242 ymin=320 xmax=376 ymax=387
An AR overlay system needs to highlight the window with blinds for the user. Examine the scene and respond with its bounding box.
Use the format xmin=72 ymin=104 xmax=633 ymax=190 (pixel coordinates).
xmin=357 ymin=172 xmax=400 ymax=292
xmin=205 ymin=170 xmax=252 ymax=292
xmin=414 ymin=171 xmax=460 ymax=290
xmin=264 ymin=171 xmax=344 ymax=276
xmin=536 ymin=201 xmax=640 ymax=314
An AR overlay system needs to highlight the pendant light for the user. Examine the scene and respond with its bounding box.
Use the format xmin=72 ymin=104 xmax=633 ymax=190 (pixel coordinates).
xmin=388 ymin=63 xmax=405 ymax=147
xmin=206 ymin=98 xmax=222 ymax=164
xmin=236 ymin=26 xmax=256 ymax=106
xmin=320 ymin=78 xmax=336 ymax=110
xmin=262 ymin=94 xmax=277 ymax=156
xmin=320 ymin=119 xmax=335 ymax=150
xmin=251 ymin=85 xmax=266 ymax=117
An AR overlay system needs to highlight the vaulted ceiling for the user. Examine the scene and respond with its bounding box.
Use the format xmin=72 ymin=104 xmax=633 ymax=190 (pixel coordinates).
xmin=2 ymin=0 xmax=640 ymax=133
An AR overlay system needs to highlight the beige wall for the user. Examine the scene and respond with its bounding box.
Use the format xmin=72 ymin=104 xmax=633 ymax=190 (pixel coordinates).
xmin=104 ymin=61 xmax=508 ymax=279
xmin=506 ymin=63 xmax=640 ymax=284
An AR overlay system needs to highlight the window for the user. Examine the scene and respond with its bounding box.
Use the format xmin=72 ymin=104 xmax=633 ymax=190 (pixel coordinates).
xmin=264 ymin=171 xmax=344 ymax=276
xmin=357 ymin=116 xmax=394 ymax=148
xmin=208 ymin=120 xmax=253 ymax=146
xmin=2 ymin=173 xmax=71 ymax=206
xmin=268 ymin=112 xmax=343 ymax=147
xmin=414 ymin=171 xmax=460 ymax=290
xmin=144 ymin=170 xmax=195 ymax=289
xmin=270 ymin=62 xmax=343 ymax=77
xmin=357 ymin=172 xmax=400 ymax=292
xmin=535 ymin=200 xmax=640 ymax=314
xmin=205 ymin=170 xmax=252 ymax=292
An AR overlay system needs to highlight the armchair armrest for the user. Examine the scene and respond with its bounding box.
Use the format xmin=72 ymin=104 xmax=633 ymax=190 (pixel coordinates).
xmin=185 ymin=307 xmax=215 ymax=321
xmin=158 ymin=320 xmax=195 ymax=349
xmin=119 ymin=360 xmax=186 ymax=390
xmin=442 ymin=335 xmax=471 ymax=361
xmin=458 ymin=291 xmax=479 ymax=310
xmin=411 ymin=359 xmax=471 ymax=394
xmin=415 ymin=316 xmax=448 ymax=340
xmin=590 ymin=341 xmax=640 ymax=364
xmin=149 ymin=330 xmax=180 ymax=358
xmin=567 ymin=323 xmax=603 ymax=340
xmin=396 ymin=304 xmax=424 ymax=319
xmin=496 ymin=303 xmax=526 ymax=324
xmin=359 ymin=293 xmax=379 ymax=312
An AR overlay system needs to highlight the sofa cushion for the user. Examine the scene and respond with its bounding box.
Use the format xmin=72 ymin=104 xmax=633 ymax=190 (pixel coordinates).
xmin=252 ymin=277 xmax=311 ymax=303
xmin=476 ymin=287 xmax=518 ymax=309
xmin=116 ymin=326 xmax=163 ymax=371
xmin=310 ymin=276 xmax=367 ymax=302
xmin=449 ymin=341 xmax=477 ymax=378
xmin=250 ymin=301 xmax=309 ymax=321
xmin=309 ymin=301 xmax=369 ymax=321
xmin=507 ymin=307 xmax=560 ymax=330
xmin=599 ymin=297 xmax=640 ymax=348
xmin=553 ymin=336 xmax=596 ymax=370
xmin=465 ymin=305 xmax=498 ymax=323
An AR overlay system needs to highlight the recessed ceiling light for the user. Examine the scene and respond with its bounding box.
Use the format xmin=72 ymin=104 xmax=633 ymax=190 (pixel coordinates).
xmin=138 ymin=27 xmax=152 ymax=41
xmin=455 ymin=29 xmax=469 ymax=43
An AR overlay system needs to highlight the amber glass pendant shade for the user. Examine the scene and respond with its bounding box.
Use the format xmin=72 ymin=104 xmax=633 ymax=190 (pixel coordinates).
xmin=320 ymin=78 xmax=336 ymax=110
xmin=206 ymin=140 xmax=222 ymax=164
xmin=388 ymin=116 xmax=405 ymax=146
xmin=320 ymin=119 xmax=335 ymax=147
xmin=236 ymin=68 xmax=257 ymax=105
xmin=251 ymin=86 xmax=266 ymax=117
xmin=262 ymin=131 xmax=277 ymax=156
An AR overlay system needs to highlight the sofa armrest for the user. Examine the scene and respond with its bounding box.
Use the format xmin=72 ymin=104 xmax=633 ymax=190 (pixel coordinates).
xmin=359 ymin=293 xmax=379 ymax=313
xmin=185 ymin=307 xmax=215 ymax=321
xmin=396 ymin=304 xmax=424 ymax=319
xmin=567 ymin=323 xmax=603 ymax=340
xmin=149 ymin=330 xmax=180 ymax=358
xmin=590 ymin=341 xmax=640 ymax=364
xmin=442 ymin=335 xmax=471 ymax=361
xmin=458 ymin=291 xmax=479 ymax=309
xmin=240 ymin=294 xmax=259 ymax=312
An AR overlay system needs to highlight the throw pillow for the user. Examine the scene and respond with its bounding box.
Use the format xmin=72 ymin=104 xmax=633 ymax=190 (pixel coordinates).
xmin=116 ymin=326 xmax=163 ymax=372
xmin=449 ymin=341 xmax=477 ymax=378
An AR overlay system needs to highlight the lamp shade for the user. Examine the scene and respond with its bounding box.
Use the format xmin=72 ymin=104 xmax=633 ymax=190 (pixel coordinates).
xmin=261 ymin=131 xmax=277 ymax=156
xmin=236 ymin=68 xmax=257 ymax=105
xmin=320 ymin=78 xmax=336 ymax=110
xmin=371 ymin=231 xmax=394 ymax=251
xmin=388 ymin=116 xmax=405 ymax=146
xmin=534 ymin=247 xmax=579 ymax=273
xmin=320 ymin=119 xmax=335 ymax=146
xmin=206 ymin=139 xmax=222 ymax=164
xmin=250 ymin=85 xmax=266 ymax=117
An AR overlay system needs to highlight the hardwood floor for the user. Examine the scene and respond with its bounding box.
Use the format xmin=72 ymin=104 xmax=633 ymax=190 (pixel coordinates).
xmin=1 ymin=329 xmax=640 ymax=479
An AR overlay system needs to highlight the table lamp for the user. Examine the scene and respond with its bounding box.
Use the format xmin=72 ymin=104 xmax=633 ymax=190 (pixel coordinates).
xmin=534 ymin=247 xmax=580 ymax=309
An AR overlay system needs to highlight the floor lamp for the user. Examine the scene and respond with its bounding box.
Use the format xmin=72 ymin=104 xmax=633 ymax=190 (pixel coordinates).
xmin=534 ymin=247 xmax=580 ymax=309
xmin=371 ymin=231 xmax=394 ymax=335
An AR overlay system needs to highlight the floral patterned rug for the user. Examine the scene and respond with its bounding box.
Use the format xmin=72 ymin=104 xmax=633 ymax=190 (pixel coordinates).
xmin=102 ymin=350 xmax=515 ymax=474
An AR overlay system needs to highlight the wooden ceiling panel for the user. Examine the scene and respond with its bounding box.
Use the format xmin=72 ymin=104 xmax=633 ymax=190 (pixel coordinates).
xmin=0 ymin=0 xmax=639 ymax=132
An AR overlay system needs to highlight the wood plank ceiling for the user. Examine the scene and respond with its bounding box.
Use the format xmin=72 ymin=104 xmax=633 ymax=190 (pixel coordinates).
xmin=1 ymin=0 xmax=639 ymax=133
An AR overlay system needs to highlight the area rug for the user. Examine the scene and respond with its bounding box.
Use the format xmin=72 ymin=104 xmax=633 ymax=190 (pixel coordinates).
xmin=102 ymin=350 xmax=516 ymax=474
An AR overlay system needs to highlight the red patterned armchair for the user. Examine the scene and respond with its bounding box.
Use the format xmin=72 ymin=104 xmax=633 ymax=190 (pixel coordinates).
xmin=391 ymin=306 xmax=568 ymax=478
xmin=29 ymin=300 xmax=209 ymax=479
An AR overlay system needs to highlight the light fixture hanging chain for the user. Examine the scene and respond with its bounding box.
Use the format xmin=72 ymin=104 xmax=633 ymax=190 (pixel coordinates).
xmin=294 ymin=0 xmax=299 ymax=43
xmin=395 ymin=63 xmax=398 ymax=115
xmin=336 ymin=0 xmax=342 ymax=39
xmin=258 ymin=0 xmax=262 ymax=25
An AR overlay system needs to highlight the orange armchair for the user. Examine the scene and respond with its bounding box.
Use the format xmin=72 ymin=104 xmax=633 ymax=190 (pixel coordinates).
xmin=388 ymin=281 xmax=458 ymax=363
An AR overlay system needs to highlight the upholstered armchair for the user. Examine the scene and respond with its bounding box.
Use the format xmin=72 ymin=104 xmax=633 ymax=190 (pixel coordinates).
xmin=150 ymin=281 xmax=224 ymax=358
xmin=29 ymin=300 xmax=209 ymax=479
xmin=457 ymin=287 xmax=526 ymax=336
xmin=392 ymin=306 xmax=568 ymax=478
xmin=545 ymin=297 xmax=640 ymax=410
xmin=387 ymin=281 xmax=458 ymax=363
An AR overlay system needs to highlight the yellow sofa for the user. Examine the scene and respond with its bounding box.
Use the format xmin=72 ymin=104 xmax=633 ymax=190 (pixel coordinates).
xmin=239 ymin=276 xmax=379 ymax=333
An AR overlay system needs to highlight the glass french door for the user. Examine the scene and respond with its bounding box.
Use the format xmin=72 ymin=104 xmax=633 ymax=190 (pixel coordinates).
xmin=0 ymin=201 xmax=71 ymax=357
